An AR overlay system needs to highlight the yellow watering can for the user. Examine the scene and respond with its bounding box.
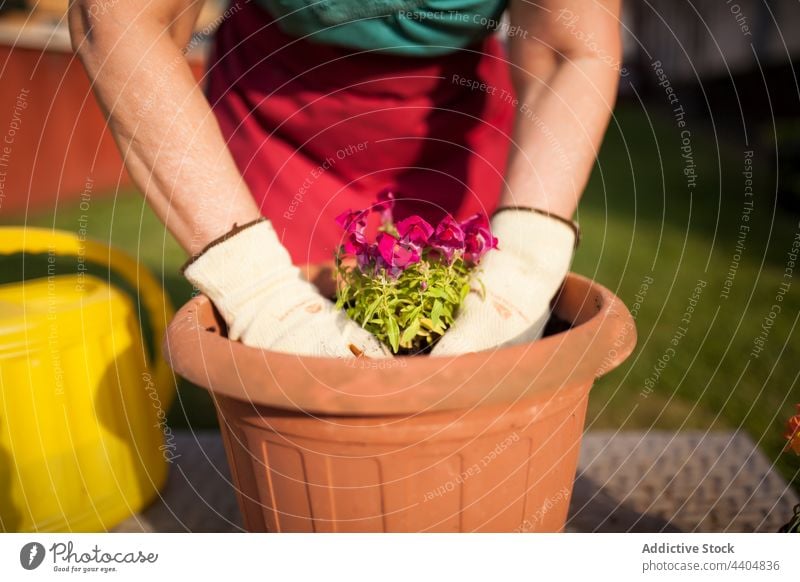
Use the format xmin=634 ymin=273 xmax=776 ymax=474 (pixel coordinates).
xmin=0 ymin=227 xmax=175 ymax=532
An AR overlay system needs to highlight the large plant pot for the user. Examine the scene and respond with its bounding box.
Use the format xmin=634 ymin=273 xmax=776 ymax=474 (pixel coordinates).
xmin=164 ymin=267 xmax=636 ymax=532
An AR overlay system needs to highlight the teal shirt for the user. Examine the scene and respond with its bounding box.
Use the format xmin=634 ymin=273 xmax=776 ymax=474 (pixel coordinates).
xmin=257 ymin=0 xmax=508 ymax=56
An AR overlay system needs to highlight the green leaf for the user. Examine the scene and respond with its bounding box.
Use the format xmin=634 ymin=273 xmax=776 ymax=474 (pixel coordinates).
xmin=386 ymin=316 xmax=400 ymax=353
xmin=431 ymin=300 xmax=443 ymax=330
xmin=427 ymin=287 xmax=447 ymax=299
xmin=363 ymin=295 xmax=383 ymax=324
xmin=400 ymin=318 xmax=421 ymax=346
xmin=403 ymin=305 xmax=422 ymax=325
xmin=440 ymin=306 xmax=454 ymax=325
xmin=459 ymin=281 xmax=470 ymax=302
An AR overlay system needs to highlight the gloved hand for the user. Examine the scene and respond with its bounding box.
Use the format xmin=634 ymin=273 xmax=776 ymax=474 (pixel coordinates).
xmin=432 ymin=209 xmax=576 ymax=356
xmin=183 ymin=218 xmax=390 ymax=358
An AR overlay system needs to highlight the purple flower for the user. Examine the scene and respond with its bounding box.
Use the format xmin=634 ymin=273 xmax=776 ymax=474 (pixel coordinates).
xmin=396 ymin=216 xmax=433 ymax=250
xmin=373 ymin=188 xmax=395 ymax=225
xmin=356 ymin=242 xmax=381 ymax=274
xmin=461 ymin=213 xmax=497 ymax=264
xmin=430 ymin=216 xmax=465 ymax=262
xmin=377 ymin=232 xmax=420 ymax=272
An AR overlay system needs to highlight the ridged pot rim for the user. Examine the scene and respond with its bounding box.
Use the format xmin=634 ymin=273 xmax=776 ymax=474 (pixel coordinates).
xmin=163 ymin=268 xmax=637 ymax=416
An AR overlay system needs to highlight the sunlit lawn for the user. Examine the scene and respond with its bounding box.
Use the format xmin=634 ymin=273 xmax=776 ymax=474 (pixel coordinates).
xmin=4 ymin=104 xmax=799 ymax=485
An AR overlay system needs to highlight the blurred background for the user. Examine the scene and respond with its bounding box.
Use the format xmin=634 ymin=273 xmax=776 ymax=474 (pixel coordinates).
xmin=0 ymin=0 xmax=797 ymax=489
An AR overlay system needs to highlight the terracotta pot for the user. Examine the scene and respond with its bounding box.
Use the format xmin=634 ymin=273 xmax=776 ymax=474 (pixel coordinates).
xmin=164 ymin=267 xmax=636 ymax=532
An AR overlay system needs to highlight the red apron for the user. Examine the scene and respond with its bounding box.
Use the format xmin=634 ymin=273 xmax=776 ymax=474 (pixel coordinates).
xmin=207 ymin=2 xmax=515 ymax=264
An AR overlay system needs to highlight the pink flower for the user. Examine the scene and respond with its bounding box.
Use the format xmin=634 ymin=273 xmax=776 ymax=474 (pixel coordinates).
xmin=374 ymin=188 xmax=395 ymax=224
xmin=335 ymin=209 xmax=368 ymax=233
xmin=461 ymin=213 xmax=498 ymax=264
xmin=336 ymin=195 xmax=498 ymax=277
xmin=430 ymin=216 xmax=465 ymax=262
xmin=396 ymin=216 xmax=433 ymax=249
xmin=342 ymin=229 xmax=367 ymax=255
xmin=336 ymin=208 xmax=370 ymax=258
xmin=377 ymin=232 xmax=420 ymax=272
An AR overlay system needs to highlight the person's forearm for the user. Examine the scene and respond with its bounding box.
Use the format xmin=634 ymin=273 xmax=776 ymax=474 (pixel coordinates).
xmin=502 ymin=0 xmax=621 ymax=220
xmin=500 ymin=58 xmax=619 ymax=219
xmin=69 ymin=2 xmax=260 ymax=256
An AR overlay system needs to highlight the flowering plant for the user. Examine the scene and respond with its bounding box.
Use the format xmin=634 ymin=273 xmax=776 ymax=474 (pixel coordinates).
xmin=334 ymin=192 xmax=497 ymax=354
xmin=779 ymin=404 xmax=799 ymax=533
xmin=783 ymin=404 xmax=800 ymax=456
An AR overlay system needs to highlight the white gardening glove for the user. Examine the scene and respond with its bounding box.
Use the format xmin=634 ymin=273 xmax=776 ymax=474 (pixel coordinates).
xmin=183 ymin=219 xmax=390 ymax=358
xmin=432 ymin=210 xmax=576 ymax=356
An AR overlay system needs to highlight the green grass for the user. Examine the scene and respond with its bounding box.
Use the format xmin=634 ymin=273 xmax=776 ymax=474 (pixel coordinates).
xmin=2 ymin=104 xmax=798 ymax=487
xmin=575 ymin=106 xmax=799 ymax=487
